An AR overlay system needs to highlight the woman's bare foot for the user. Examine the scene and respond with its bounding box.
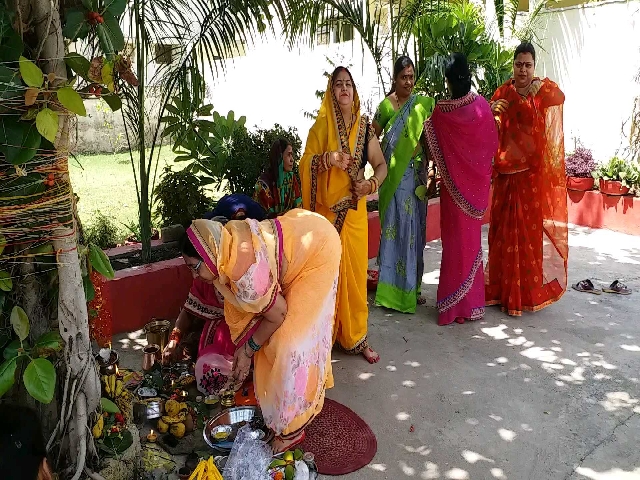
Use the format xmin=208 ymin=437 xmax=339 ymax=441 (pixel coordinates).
xmin=270 ymin=431 xmax=305 ymax=454
xmin=363 ymin=346 xmax=380 ymax=364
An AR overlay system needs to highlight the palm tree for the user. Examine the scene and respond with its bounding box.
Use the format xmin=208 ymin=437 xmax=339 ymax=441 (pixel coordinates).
xmin=109 ymin=0 xmax=290 ymax=262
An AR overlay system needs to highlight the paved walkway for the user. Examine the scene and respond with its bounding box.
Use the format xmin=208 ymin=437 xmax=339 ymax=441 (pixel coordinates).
xmin=116 ymin=226 xmax=640 ymax=480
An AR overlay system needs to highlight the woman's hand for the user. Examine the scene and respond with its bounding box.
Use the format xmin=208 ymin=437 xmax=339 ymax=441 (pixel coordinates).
xmin=353 ymin=179 xmax=371 ymax=199
xmin=229 ymin=344 xmax=253 ymax=390
xmin=162 ymin=340 xmax=178 ymax=365
xmin=329 ymin=151 xmax=350 ymax=170
xmin=491 ymin=99 xmax=509 ymax=115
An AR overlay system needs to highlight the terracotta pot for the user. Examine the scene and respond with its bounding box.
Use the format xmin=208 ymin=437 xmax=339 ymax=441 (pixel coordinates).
xmin=566 ymin=176 xmax=594 ymax=191
xmin=599 ymin=178 xmax=630 ymax=196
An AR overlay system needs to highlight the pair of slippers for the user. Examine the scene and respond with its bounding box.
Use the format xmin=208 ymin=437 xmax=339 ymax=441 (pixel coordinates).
xmin=572 ymin=279 xmax=632 ymax=295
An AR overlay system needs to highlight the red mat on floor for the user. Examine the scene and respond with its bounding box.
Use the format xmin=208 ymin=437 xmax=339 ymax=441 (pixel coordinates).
xmin=299 ymin=398 xmax=377 ymax=476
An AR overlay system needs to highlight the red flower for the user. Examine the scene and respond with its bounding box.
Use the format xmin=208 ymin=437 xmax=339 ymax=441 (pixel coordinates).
xmin=114 ymin=413 xmax=125 ymax=425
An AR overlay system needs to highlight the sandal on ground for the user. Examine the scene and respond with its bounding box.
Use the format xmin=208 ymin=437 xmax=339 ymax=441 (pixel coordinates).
xmin=603 ymin=280 xmax=632 ymax=295
xmin=572 ymin=279 xmax=602 ymax=295
xmin=417 ymin=296 xmax=427 ymax=306
xmin=271 ymin=431 xmax=306 ymax=454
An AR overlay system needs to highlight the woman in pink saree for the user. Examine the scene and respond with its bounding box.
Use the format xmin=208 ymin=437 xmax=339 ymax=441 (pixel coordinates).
xmin=424 ymin=53 xmax=499 ymax=326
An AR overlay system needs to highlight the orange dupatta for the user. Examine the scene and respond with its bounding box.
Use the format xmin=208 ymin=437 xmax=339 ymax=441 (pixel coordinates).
xmin=299 ymin=77 xmax=370 ymax=233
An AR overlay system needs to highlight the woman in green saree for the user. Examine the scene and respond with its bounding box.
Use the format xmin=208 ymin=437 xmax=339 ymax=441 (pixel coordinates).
xmin=373 ymin=56 xmax=435 ymax=313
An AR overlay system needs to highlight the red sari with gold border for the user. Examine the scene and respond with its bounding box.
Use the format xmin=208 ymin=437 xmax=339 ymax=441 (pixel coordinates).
xmin=485 ymin=78 xmax=568 ymax=316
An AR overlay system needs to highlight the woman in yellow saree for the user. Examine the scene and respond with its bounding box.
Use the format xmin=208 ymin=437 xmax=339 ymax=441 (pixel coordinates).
xmin=299 ymin=67 xmax=388 ymax=364
xmin=183 ymin=209 xmax=341 ymax=452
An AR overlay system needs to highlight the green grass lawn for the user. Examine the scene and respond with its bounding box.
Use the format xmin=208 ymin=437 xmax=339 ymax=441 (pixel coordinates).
xmin=70 ymin=150 xmax=176 ymax=240
xmin=70 ymin=150 xmax=227 ymax=242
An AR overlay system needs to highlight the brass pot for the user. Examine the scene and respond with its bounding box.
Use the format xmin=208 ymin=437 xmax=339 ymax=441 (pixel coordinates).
xmin=144 ymin=319 xmax=171 ymax=352
xmin=142 ymin=344 xmax=161 ymax=371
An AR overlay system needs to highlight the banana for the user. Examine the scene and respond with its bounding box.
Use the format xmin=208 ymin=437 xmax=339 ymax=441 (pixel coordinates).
xmin=92 ymin=415 xmax=104 ymax=438
xmin=115 ymin=380 xmax=124 ymax=397
xmin=104 ymin=377 xmax=111 ymax=396
xmin=211 ymin=461 xmax=223 ymax=480
xmin=188 ymin=461 xmax=204 ymax=480
xmin=109 ymin=375 xmax=116 ymax=396
xmin=196 ymin=460 xmax=206 ymax=480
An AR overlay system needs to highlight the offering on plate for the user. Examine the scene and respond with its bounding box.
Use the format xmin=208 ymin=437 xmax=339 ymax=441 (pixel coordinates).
xmin=211 ymin=425 xmax=232 ymax=442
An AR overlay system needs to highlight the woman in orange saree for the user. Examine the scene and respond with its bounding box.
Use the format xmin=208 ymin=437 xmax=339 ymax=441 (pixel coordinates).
xmin=299 ymin=67 xmax=387 ymax=363
xmin=183 ymin=209 xmax=341 ymax=452
xmin=485 ymin=42 xmax=568 ymax=316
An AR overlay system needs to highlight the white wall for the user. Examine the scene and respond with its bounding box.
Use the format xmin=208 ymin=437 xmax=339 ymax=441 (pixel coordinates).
xmin=202 ymin=31 xmax=384 ymax=146
xmin=534 ymin=1 xmax=640 ymax=161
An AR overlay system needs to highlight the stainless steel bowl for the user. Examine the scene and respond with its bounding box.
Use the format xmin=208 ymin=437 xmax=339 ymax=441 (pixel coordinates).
xmin=203 ymin=406 xmax=273 ymax=452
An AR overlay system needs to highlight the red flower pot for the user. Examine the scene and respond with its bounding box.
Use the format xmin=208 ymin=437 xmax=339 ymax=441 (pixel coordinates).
xmin=599 ymin=178 xmax=630 ymax=196
xmin=566 ymin=176 xmax=594 ymax=191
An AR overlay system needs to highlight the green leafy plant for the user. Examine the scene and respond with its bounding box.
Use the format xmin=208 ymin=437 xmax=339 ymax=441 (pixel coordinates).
xmin=0 ymin=306 xmax=63 ymax=403
xmin=592 ymin=157 xmax=635 ymax=188
xmin=85 ymin=211 xmax=121 ymax=249
xmin=160 ymin=73 xmax=247 ymax=188
xmin=223 ymin=124 xmax=303 ymax=196
xmin=412 ymin=3 xmax=512 ymax=101
xmin=153 ymin=166 xmax=212 ymax=228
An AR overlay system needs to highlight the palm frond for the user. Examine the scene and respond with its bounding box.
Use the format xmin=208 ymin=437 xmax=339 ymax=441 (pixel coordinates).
xmin=284 ymin=0 xmax=390 ymax=89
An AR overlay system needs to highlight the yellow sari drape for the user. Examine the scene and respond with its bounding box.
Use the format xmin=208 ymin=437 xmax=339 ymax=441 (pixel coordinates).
xmin=188 ymin=211 xmax=340 ymax=437
xmin=299 ymin=77 xmax=370 ymax=354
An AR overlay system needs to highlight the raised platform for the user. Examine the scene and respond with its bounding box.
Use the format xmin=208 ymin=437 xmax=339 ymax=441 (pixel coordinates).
xmin=105 ymin=190 xmax=640 ymax=335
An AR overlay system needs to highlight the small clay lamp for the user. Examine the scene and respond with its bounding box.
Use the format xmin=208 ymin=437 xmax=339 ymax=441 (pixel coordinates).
xmin=146 ymin=429 xmax=157 ymax=443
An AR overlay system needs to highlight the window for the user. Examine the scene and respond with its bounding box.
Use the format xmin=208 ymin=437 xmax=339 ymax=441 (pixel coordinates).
xmin=317 ymin=25 xmax=331 ymax=45
xmin=316 ymin=21 xmax=354 ymax=45
xmin=335 ymin=22 xmax=354 ymax=43
xmin=154 ymin=44 xmax=175 ymax=65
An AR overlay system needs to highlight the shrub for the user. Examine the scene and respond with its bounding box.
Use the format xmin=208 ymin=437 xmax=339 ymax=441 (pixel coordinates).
xmin=222 ymin=124 xmax=302 ymax=195
xmin=153 ymin=166 xmax=212 ymax=228
xmin=593 ymin=156 xmax=635 ymax=187
xmin=85 ymin=211 xmax=120 ymax=249
xmin=566 ymin=147 xmax=596 ymax=178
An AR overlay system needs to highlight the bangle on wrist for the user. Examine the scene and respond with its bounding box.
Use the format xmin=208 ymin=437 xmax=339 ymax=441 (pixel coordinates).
xmin=243 ymin=343 xmax=254 ymax=358
xmin=323 ymin=152 xmax=332 ymax=170
xmin=247 ymin=336 xmax=261 ymax=352
xmin=369 ymin=176 xmax=379 ymax=194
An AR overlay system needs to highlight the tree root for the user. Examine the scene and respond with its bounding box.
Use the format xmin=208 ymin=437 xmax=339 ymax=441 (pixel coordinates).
xmin=84 ymin=467 xmax=107 ymax=480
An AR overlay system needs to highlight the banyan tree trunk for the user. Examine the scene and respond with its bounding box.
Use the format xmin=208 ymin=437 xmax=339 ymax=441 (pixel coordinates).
xmin=15 ymin=0 xmax=102 ymax=477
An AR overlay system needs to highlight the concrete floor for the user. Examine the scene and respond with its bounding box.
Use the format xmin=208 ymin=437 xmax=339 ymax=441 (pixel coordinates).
xmin=115 ymin=225 xmax=640 ymax=480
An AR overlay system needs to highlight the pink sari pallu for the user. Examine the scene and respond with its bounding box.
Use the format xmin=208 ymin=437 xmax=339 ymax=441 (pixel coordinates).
xmin=425 ymin=93 xmax=498 ymax=325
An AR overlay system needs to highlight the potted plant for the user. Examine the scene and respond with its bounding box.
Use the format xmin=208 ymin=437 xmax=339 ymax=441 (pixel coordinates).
xmin=593 ymin=156 xmax=632 ymax=196
xmin=565 ymin=146 xmax=596 ymax=191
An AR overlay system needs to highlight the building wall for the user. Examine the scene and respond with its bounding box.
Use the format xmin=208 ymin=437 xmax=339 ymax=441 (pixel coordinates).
xmin=532 ymin=1 xmax=640 ymax=161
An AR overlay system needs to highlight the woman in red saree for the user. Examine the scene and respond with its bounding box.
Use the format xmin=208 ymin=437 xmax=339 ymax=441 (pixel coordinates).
xmin=425 ymin=53 xmax=498 ymax=326
xmin=485 ymin=42 xmax=568 ymax=316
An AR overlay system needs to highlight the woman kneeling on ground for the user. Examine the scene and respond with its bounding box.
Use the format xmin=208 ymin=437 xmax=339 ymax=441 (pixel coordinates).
xmin=182 ymin=208 xmax=341 ymax=452
xmin=162 ymin=194 xmax=265 ymax=396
